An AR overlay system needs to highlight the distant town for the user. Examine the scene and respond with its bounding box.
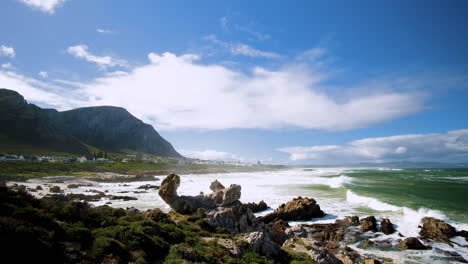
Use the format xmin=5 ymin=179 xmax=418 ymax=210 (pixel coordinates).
xmin=0 ymin=153 xmax=261 ymax=166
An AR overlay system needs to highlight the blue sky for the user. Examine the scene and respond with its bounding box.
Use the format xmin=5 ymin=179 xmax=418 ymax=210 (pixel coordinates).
xmin=1 ymin=0 xmax=468 ymax=164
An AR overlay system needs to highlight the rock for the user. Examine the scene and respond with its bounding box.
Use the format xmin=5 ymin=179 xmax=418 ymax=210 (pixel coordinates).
xmin=399 ymin=237 xmax=429 ymax=250
xmin=419 ymin=217 xmax=457 ymax=244
xmin=335 ymin=216 xmax=359 ymax=229
xmin=36 ymin=185 xmax=43 ymax=190
xmin=205 ymin=202 xmax=261 ymax=233
xmin=380 ymin=218 xmax=395 ymax=234
xmin=269 ymin=218 xmax=290 ymax=232
xmin=360 ymin=216 xmax=377 ymax=232
xmin=126 ymin=208 xmax=139 ymax=216
xmin=49 ymin=186 xmax=61 ymax=193
xmin=307 ymin=224 xmax=345 ymax=242
xmin=268 ymin=219 xmax=289 ymax=245
xmin=209 ymin=180 xmax=225 ymax=192
xmin=243 ymin=231 xmax=282 ymax=258
xmin=306 ymin=242 xmax=343 ymax=264
xmin=458 ymin=230 xmax=468 ymax=241
xmin=67 ymin=184 xmax=79 ymax=189
xmin=109 ymin=195 xmax=137 ymax=201
xmin=243 ymin=200 xmax=268 ymax=213
xmin=258 ymin=197 xmax=324 ymax=223
xmin=336 ymin=246 xmax=361 ymax=264
xmin=363 ymin=259 xmax=381 ymax=264
xmin=137 ymin=184 xmax=159 ymax=190
xmin=144 ymin=208 xmax=173 ymax=223
xmin=285 ymin=225 xmax=308 ymax=239
xmin=158 ymin=174 xmax=241 ymax=214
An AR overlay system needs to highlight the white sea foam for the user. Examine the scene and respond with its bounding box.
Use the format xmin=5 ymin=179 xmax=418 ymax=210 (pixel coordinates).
xmin=346 ymin=190 xmax=401 ymax=212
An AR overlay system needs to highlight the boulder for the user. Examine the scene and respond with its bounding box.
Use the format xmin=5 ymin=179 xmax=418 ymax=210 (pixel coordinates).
xmin=205 ymin=202 xmax=261 ymax=233
xmin=380 ymin=218 xmax=395 ymax=234
xmin=360 ymin=216 xmax=377 ymax=232
xmin=363 ymin=259 xmax=381 ymax=264
xmin=243 ymin=200 xmax=268 ymax=213
xmin=209 ymin=180 xmax=225 ymax=192
xmin=306 ymin=242 xmax=343 ymax=264
xmin=243 ymin=231 xmax=282 ymax=258
xmin=335 ymin=216 xmax=359 ymax=229
xmin=399 ymin=237 xmax=429 ymax=250
xmin=285 ymin=225 xmax=308 ymax=239
xmin=419 ymin=217 xmax=456 ymax=244
xmin=258 ymin=197 xmax=324 ymax=223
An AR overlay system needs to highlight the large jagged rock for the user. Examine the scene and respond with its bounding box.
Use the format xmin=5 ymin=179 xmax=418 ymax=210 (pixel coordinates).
xmin=159 ymin=174 xmax=243 ymax=214
xmin=209 ymin=180 xmax=225 ymax=192
xmin=205 ymin=202 xmax=263 ymax=233
xmin=360 ymin=216 xmax=377 ymax=232
xmin=306 ymin=242 xmax=344 ymax=264
xmin=243 ymin=231 xmax=283 ymax=258
xmin=380 ymin=218 xmax=395 ymax=235
xmin=258 ymin=196 xmax=324 ymax=223
xmin=399 ymin=237 xmax=429 ymax=250
xmin=243 ymin=200 xmax=268 ymax=213
xmin=335 ymin=216 xmax=360 ymax=229
xmin=419 ymin=217 xmax=457 ymax=244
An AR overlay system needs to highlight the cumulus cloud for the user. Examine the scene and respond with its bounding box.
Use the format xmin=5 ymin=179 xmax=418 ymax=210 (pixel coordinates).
xmin=2 ymin=50 xmax=427 ymax=132
xmin=179 ymin=149 xmax=239 ymax=161
xmin=278 ymin=129 xmax=468 ymax=164
xmin=205 ymin=35 xmax=280 ymax=58
xmin=18 ymin=0 xmax=67 ymax=14
xmin=67 ymin=45 xmax=127 ymax=69
xmin=0 ymin=45 xmax=15 ymax=58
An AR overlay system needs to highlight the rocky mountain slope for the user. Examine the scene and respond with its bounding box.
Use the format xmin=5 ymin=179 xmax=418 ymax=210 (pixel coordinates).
xmin=0 ymin=88 xmax=181 ymax=158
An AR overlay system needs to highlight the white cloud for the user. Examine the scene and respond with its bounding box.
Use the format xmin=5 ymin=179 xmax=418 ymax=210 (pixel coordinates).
xmin=234 ymin=25 xmax=271 ymax=41
xmin=67 ymin=45 xmax=127 ymax=69
xmin=18 ymin=0 xmax=66 ymax=14
xmin=1 ymin=63 xmax=14 ymax=69
xmin=179 ymin=149 xmax=239 ymax=161
xmin=0 ymin=45 xmax=15 ymax=58
xmin=38 ymin=71 xmax=48 ymax=78
xmin=72 ymin=51 xmax=424 ymax=131
xmin=96 ymin=28 xmax=113 ymax=34
xmin=205 ymin=35 xmax=281 ymax=58
xmin=278 ymin=129 xmax=468 ymax=164
xmin=220 ymin=17 xmax=229 ymax=31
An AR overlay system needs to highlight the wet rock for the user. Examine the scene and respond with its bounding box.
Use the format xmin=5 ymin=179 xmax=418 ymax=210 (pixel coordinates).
xmin=209 ymin=180 xmax=225 ymax=192
xmin=458 ymin=230 xmax=468 ymax=241
xmin=380 ymin=218 xmax=395 ymax=234
xmin=67 ymin=184 xmax=79 ymax=189
xmin=336 ymin=246 xmax=361 ymax=264
xmin=419 ymin=217 xmax=456 ymax=244
xmin=360 ymin=216 xmax=377 ymax=232
xmin=335 ymin=216 xmax=359 ymax=229
xmin=64 ymin=193 xmax=104 ymax=202
xmin=243 ymin=200 xmax=268 ymax=213
xmin=399 ymin=237 xmax=429 ymax=250
xmin=49 ymin=186 xmax=61 ymax=193
xmin=109 ymin=195 xmax=137 ymax=201
xmin=258 ymin=196 xmax=324 ymax=223
xmin=307 ymin=224 xmax=345 ymax=242
xmin=137 ymin=184 xmax=159 ymax=190
xmin=306 ymin=242 xmax=343 ymax=264
xmin=35 ymin=185 xmax=43 ymax=190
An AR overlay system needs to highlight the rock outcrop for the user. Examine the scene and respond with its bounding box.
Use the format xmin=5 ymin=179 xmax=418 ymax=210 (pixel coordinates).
xmin=399 ymin=237 xmax=429 ymax=250
xmin=360 ymin=216 xmax=377 ymax=232
xmin=258 ymin=196 xmax=324 ymax=223
xmin=380 ymin=218 xmax=395 ymax=234
xmin=243 ymin=200 xmax=268 ymax=213
xmin=158 ymin=174 xmax=242 ymax=214
xmin=419 ymin=217 xmax=456 ymax=244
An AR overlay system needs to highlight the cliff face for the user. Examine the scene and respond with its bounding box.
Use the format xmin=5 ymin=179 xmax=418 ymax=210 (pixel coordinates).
xmin=54 ymin=106 xmax=181 ymax=158
xmin=0 ymin=88 xmax=181 ymax=158
xmin=0 ymin=89 xmax=91 ymax=156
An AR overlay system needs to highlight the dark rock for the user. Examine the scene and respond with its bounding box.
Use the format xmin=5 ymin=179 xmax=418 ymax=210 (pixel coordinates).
xmin=335 ymin=216 xmax=359 ymax=229
xmin=258 ymin=196 xmax=324 ymax=223
xmin=285 ymin=225 xmax=308 ymax=238
xmin=137 ymin=184 xmax=159 ymax=190
xmin=360 ymin=216 xmax=377 ymax=232
xmin=49 ymin=186 xmax=61 ymax=193
xmin=109 ymin=195 xmax=137 ymax=201
xmin=268 ymin=219 xmax=290 ymax=244
xmin=419 ymin=217 xmax=457 ymax=244
xmin=64 ymin=193 xmax=104 ymax=202
xmin=337 ymin=246 xmax=361 ymax=264
xmin=380 ymin=218 xmax=395 ymax=234
xmin=399 ymin=237 xmax=429 ymax=250
xmin=269 ymin=218 xmax=290 ymax=232
xmin=457 ymin=230 xmax=468 ymax=241
xmin=67 ymin=184 xmax=79 ymax=189
xmin=243 ymin=200 xmax=268 ymax=213
xmin=35 ymin=185 xmax=43 ymax=190
xmin=306 ymin=242 xmax=343 ymax=264
xmin=307 ymin=224 xmax=345 ymax=242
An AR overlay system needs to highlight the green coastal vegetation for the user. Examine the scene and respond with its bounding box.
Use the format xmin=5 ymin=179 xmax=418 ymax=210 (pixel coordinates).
xmin=0 ymin=186 xmax=314 ymax=264
xmin=0 ymin=161 xmax=285 ymax=180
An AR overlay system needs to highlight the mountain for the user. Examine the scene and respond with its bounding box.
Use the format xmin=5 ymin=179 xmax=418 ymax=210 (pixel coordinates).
xmin=0 ymin=88 xmax=182 ymax=158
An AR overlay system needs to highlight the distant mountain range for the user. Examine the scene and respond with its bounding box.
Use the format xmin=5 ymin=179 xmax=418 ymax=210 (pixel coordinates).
xmin=0 ymin=88 xmax=181 ymax=158
xmin=300 ymin=161 xmax=468 ymax=169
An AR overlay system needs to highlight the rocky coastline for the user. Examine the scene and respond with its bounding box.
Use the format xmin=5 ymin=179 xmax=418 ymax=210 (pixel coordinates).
xmin=1 ymin=174 xmax=467 ymax=263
